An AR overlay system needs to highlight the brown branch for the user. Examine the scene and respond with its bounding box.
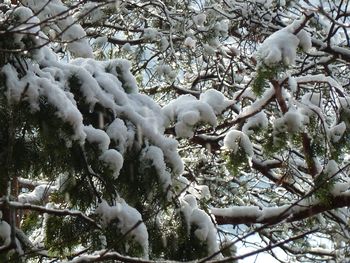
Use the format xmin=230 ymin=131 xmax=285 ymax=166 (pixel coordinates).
xmin=213 ymin=191 xmax=350 ymax=225
xmin=4 ymin=201 xmax=101 ymax=229
xmin=270 ymin=79 xmax=288 ymax=113
xmin=312 ymin=38 xmax=350 ymax=63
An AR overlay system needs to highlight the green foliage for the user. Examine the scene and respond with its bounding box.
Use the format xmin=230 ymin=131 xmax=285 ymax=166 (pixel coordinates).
xmin=45 ymin=215 xmax=91 ymax=258
xmin=103 ymin=221 xmax=145 ymax=258
xmin=21 ymin=211 xmax=41 ymax=234
xmin=314 ymin=173 xmax=335 ymax=206
xmin=252 ymin=64 xmax=281 ymax=96
xmin=224 ymin=150 xmax=250 ymax=176
xmin=262 ymin=129 xmax=288 ymax=156
xmin=154 ymin=213 xmax=208 ymax=261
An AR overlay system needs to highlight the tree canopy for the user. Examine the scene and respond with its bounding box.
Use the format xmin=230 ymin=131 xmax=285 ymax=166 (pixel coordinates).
xmin=0 ymin=0 xmax=350 ymax=262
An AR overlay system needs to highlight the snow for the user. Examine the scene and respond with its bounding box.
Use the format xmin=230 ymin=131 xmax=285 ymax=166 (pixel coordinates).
xmin=283 ymin=108 xmax=304 ymax=133
xmin=324 ymin=160 xmax=340 ymax=179
xmin=99 ymin=149 xmax=124 ymax=179
xmin=329 ymin=122 xmax=346 ymax=143
xmin=199 ymin=89 xmax=234 ymax=114
xmin=9 ymin=6 xmax=41 ymax=35
xmin=84 ymin=125 xmax=110 ymax=152
xmin=142 ymin=146 xmax=172 ymax=195
xmin=106 ymin=119 xmax=129 ymax=154
xmin=143 ymin=28 xmax=159 ymax=41
xmin=95 ymin=199 xmax=149 ymax=259
xmin=0 ymin=220 xmax=23 ymax=255
xmin=193 ymin=13 xmax=207 ymax=27
xmin=211 ymin=206 xmax=262 ymax=218
xmin=258 ymin=29 xmax=299 ymax=65
xmin=0 ymin=220 xmax=11 ymax=248
xmin=21 ymin=0 xmax=93 ymax=58
xmin=1 ymin=63 xmax=87 ymax=143
xmin=184 ymin=37 xmax=197 ymax=49
xmin=18 ymin=185 xmax=57 ymax=204
xmin=297 ymin=29 xmax=312 ymax=51
xmin=288 ymin=76 xmax=298 ymax=92
xmin=162 ymin=94 xmax=217 ymax=138
xmin=242 ymin=111 xmax=268 ymax=135
xmin=180 ymin=194 xmax=221 ymax=257
xmin=258 ymin=18 xmax=312 ymax=66
xmin=223 ymin=130 xmax=254 ymax=157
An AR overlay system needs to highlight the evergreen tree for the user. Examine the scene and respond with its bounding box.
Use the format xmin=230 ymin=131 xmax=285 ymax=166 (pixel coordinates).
xmin=0 ymin=0 xmax=349 ymax=262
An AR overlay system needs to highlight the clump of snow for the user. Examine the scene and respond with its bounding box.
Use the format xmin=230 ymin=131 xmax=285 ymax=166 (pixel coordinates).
xmin=0 ymin=220 xmax=11 ymax=249
xmin=297 ymin=29 xmax=312 ymax=51
xmin=193 ymin=13 xmax=207 ymax=27
xmin=160 ymin=37 xmax=169 ymax=51
xmin=184 ymin=37 xmax=197 ymax=49
xmin=106 ymin=119 xmax=130 ymax=154
xmin=142 ymin=146 xmax=172 ymax=195
xmin=203 ymin=44 xmax=216 ymax=56
xmin=1 ymin=63 xmax=86 ymax=143
xmin=93 ymin=36 xmax=108 ymax=48
xmin=99 ymin=149 xmax=124 ymax=179
xmin=214 ymin=19 xmax=229 ymax=37
xmin=180 ymin=194 xmax=221 ymax=257
xmin=143 ymin=28 xmax=158 ymax=41
xmin=95 ymin=199 xmax=149 ymax=259
xmin=223 ymin=130 xmax=254 ymax=157
xmin=18 ymin=185 xmax=57 ymax=204
xmin=329 ymin=122 xmax=346 ymax=143
xmin=76 ymin=2 xmax=105 ymax=24
xmin=8 ymin=7 xmax=41 ymax=48
xmin=257 ymin=18 xmax=312 ymax=66
xmin=324 ymin=160 xmax=340 ymax=179
xmin=162 ymin=95 xmax=217 ymax=138
xmin=0 ymin=220 xmax=23 ymax=255
xmin=199 ymin=89 xmax=233 ymax=114
xmin=84 ymin=125 xmax=110 ymax=152
xmin=156 ymin=64 xmax=177 ymax=80
xmin=302 ymin=92 xmax=322 ymax=106
xmin=273 ymin=107 xmax=307 ymax=133
xmin=283 ymin=108 xmax=304 ymax=133
xmin=242 ymin=111 xmax=268 ymax=135
xmin=21 ymin=0 xmax=93 ymax=58
xmin=288 ymin=76 xmax=298 ymax=92
xmin=338 ymin=97 xmax=350 ymax=114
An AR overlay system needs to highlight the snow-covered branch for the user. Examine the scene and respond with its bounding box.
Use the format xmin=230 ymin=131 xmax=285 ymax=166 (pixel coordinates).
xmin=5 ymin=201 xmax=100 ymax=229
xmin=212 ymin=188 xmax=350 ymax=225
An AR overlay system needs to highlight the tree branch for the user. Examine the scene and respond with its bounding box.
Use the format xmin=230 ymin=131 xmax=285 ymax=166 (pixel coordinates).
xmin=212 ymin=189 xmax=350 ymax=225
xmin=4 ymin=201 xmax=101 ymax=229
